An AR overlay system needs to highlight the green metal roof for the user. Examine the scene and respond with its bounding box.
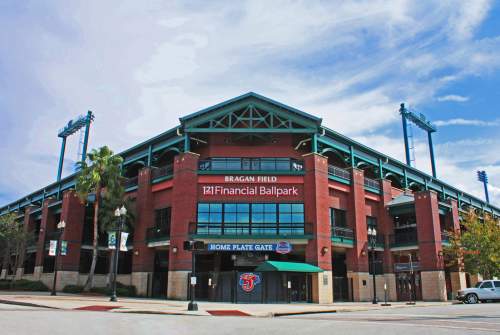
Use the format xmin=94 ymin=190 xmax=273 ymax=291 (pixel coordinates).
xmin=255 ymin=261 xmax=324 ymax=273
xmin=180 ymin=92 xmax=322 ymax=124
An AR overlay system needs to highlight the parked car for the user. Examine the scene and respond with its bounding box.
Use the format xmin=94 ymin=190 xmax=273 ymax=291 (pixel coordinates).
xmin=457 ymin=280 xmax=500 ymax=304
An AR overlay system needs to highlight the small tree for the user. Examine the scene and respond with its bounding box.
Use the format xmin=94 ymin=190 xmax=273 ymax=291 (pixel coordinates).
xmin=445 ymin=210 xmax=500 ymax=279
xmin=75 ymin=146 xmax=123 ymax=291
xmin=0 ymin=213 xmax=18 ymax=276
xmin=0 ymin=213 xmax=33 ymax=284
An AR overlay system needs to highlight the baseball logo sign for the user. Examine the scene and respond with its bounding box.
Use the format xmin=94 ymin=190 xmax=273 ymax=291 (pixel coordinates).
xmin=239 ymin=273 xmax=261 ymax=292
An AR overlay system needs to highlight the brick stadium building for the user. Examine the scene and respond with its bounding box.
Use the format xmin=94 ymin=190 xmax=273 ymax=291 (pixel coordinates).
xmin=1 ymin=93 xmax=497 ymax=303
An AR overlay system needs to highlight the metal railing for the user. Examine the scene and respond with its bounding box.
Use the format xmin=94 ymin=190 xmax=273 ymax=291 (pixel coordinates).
xmin=394 ymin=261 xmax=421 ymax=272
xmin=328 ymin=165 xmax=351 ymax=181
xmin=151 ymin=164 xmax=173 ymax=180
xmin=146 ymin=226 xmax=170 ymax=243
xmin=389 ymin=229 xmax=418 ymax=247
xmin=123 ymin=176 xmax=138 ymax=189
xmin=364 ymin=177 xmax=380 ymax=190
xmin=369 ymin=261 xmax=384 ymax=275
xmin=190 ymin=222 xmax=310 ymax=236
xmin=331 ymin=226 xmax=354 ymax=239
xmin=198 ymin=157 xmax=304 ymax=172
xmin=441 ymin=231 xmax=450 ymax=243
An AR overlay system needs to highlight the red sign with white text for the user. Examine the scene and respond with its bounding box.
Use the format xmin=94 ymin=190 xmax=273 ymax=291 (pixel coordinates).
xmin=198 ymin=175 xmax=304 ymax=200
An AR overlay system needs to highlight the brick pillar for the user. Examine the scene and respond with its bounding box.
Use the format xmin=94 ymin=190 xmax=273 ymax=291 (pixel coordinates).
xmin=56 ymin=190 xmax=85 ymax=290
xmin=415 ymin=190 xmax=446 ymax=301
xmin=34 ymin=198 xmax=57 ymax=279
xmin=167 ymin=152 xmax=199 ymax=300
xmin=346 ymin=168 xmax=370 ymax=301
xmin=131 ymin=167 xmax=155 ymax=296
xmin=378 ymin=179 xmax=397 ymax=301
xmin=16 ymin=206 xmax=36 ymax=279
xmin=303 ymin=153 xmax=333 ymax=303
xmin=447 ymin=198 xmax=466 ymax=295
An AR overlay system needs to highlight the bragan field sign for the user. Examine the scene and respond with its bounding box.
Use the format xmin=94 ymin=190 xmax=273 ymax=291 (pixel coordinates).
xmin=198 ymin=175 xmax=303 ymax=198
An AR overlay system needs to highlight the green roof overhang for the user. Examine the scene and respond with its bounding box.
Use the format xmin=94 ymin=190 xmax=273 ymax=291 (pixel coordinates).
xmin=255 ymin=261 xmax=324 ymax=273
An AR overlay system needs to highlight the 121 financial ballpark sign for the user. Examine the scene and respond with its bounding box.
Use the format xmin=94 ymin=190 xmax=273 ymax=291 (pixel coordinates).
xmin=199 ymin=175 xmax=303 ymax=198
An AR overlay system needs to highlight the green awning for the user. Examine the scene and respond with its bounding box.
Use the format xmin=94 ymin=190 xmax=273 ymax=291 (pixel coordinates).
xmin=255 ymin=261 xmax=324 ymax=273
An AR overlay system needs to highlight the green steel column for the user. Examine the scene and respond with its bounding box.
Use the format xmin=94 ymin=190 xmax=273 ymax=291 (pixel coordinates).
xmin=147 ymin=145 xmax=152 ymax=166
xmin=56 ymin=137 xmax=67 ymax=182
xmin=184 ymin=134 xmax=191 ymax=152
xmin=81 ymin=111 xmax=93 ymax=163
xmin=349 ymin=146 xmax=355 ymax=167
xmin=311 ymin=133 xmax=318 ymax=153
xmin=428 ymin=131 xmax=437 ymax=178
xmin=378 ymin=159 xmax=384 ymax=179
xmin=400 ymin=104 xmax=411 ymax=166
xmin=403 ymin=169 xmax=408 ymax=189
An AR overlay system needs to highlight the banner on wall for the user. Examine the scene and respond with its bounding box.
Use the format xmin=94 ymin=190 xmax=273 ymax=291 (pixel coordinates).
xmin=60 ymin=241 xmax=68 ymax=256
xmin=108 ymin=232 xmax=116 ymax=249
xmin=48 ymin=240 xmax=57 ymax=256
xmin=120 ymin=232 xmax=129 ymax=251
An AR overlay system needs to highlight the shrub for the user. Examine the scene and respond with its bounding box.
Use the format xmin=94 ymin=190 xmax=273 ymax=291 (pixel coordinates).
xmin=62 ymin=285 xmax=84 ymax=294
xmin=89 ymin=283 xmax=137 ymax=297
xmin=0 ymin=279 xmax=49 ymax=291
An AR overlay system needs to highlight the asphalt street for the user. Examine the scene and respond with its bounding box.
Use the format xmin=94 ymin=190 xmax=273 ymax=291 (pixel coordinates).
xmin=0 ymin=302 xmax=498 ymax=335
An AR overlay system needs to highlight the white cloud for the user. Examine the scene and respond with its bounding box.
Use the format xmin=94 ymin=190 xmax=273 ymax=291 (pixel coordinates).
xmin=434 ymin=118 xmax=499 ymax=127
xmin=437 ymin=94 xmax=469 ymax=102
xmin=1 ymin=1 xmax=500 ymax=207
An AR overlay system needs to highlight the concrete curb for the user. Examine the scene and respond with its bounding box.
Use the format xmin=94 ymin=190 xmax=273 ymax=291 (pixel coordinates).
xmin=272 ymin=309 xmax=337 ymax=317
xmin=0 ymin=299 xmax=59 ymax=310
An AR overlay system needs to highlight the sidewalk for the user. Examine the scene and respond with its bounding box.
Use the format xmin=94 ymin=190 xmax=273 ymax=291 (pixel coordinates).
xmin=0 ymin=292 xmax=453 ymax=317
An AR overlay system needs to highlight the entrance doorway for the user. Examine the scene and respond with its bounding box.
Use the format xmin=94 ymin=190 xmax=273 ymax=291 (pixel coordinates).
xmin=332 ymin=251 xmax=349 ymax=301
xmin=396 ymin=271 xmax=422 ymax=301
xmin=151 ymin=250 xmax=168 ymax=298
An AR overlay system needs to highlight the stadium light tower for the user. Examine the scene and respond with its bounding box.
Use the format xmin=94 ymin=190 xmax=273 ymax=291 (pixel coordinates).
xmin=56 ymin=111 xmax=94 ymax=181
xmin=477 ymin=170 xmax=490 ymax=203
xmin=400 ymin=103 xmax=438 ymax=178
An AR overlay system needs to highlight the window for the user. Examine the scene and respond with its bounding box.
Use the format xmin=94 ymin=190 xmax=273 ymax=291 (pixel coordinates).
xmin=330 ymin=208 xmax=347 ymax=227
xmin=197 ymin=203 xmax=223 ymax=234
xmin=279 ymin=203 xmax=304 ymax=234
xmin=224 ymin=204 xmax=249 ymax=234
xmin=251 ymin=204 xmax=278 ymax=234
xmin=494 ymin=281 xmax=500 ymax=288
xmin=197 ymin=203 xmax=304 ymax=235
xmin=481 ymin=281 xmax=493 ymax=289
xmin=154 ymin=207 xmax=171 ymax=236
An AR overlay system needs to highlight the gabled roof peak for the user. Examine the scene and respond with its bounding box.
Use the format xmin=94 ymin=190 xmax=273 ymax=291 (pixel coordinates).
xmin=180 ymin=92 xmax=322 ymax=134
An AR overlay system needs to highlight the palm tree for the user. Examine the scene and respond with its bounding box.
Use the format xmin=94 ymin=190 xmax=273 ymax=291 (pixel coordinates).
xmin=75 ymin=146 xmax=123 ymax=291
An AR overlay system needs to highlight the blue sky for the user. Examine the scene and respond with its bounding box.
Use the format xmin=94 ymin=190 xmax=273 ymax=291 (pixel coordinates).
xmin=1 ymin=1 xmax=500 ymax=206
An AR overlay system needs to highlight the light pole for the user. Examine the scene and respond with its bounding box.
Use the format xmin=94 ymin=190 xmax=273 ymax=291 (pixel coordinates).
xmin=367 ymin=227 xmax=378 ymax=304
xmin=406 ymin=253 xmax=416 ymax=305
xmin=51 ymin=220 xmax=66 ymax=296
xmin=110 ymin=205 xmax=127 ymax=302
xmin=477 ymin=170 xmax=490 ymax=203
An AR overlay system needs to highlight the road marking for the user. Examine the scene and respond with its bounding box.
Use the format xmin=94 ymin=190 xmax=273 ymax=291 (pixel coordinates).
xmin=314 ymin=319 xmax=500 ymax=333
